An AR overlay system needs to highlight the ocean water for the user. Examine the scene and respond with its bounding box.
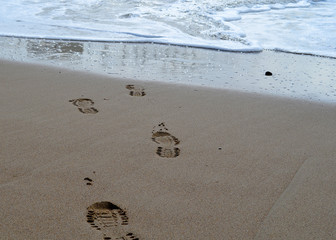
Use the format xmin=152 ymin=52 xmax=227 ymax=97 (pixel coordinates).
xmin=0 ymin=0 xmax=335 ymax=57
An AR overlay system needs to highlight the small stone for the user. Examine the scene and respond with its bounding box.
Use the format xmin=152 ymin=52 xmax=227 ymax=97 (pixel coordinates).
xmin=218 ymin=147 xmax=222 ymax=150
xmin=265 ymin=71 xmax=273 ymax=76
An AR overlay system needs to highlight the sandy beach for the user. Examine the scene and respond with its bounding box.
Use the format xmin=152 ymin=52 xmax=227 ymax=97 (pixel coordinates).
xmin=1 ymin=55 xmax=336 ymax=240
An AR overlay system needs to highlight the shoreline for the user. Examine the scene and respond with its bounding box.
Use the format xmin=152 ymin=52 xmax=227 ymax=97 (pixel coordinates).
xmin=0 ymin=34 xmax=263 ymax=53
xmin=1 ymin=59 xmax=336 ymax=239
xmin=2 ymin=35 xmax=336 ymax=60
xmin=1 ymin=36 xmax=336 ymax=104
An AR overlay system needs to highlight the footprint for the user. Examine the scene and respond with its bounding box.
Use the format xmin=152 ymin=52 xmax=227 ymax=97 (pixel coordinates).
xmin=125 ymin=85 xmax=146 ymax=97
xmin=69 ymin=98 xmax=98 ymax=114
xmin=87 ymin=202 xmax=128 ymax=228
xmin=152 ymin=123 xmax=180 ymax=158
xmin=87 ymin=202 xmax=139 ymax=240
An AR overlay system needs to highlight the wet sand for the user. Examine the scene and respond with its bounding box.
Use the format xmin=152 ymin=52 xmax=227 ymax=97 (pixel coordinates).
xmin=0 ymin=57 xmax=336 ymax=239
xmin=1 ymin=37 xmax=336 ymax=103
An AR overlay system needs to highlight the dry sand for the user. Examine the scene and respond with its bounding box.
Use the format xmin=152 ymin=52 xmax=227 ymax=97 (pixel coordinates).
xmin=1 ymin=58 xmax=336 ymax=240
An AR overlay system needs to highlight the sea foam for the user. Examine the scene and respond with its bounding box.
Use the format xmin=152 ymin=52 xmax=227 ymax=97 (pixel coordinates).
xmin=0 ymin=0 xmax=335 ymax=57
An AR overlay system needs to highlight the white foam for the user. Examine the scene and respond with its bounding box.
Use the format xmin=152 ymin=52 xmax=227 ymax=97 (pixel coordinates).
xmin=249 ymin=5 xmax=271 ymax=12
xmin=221 ymin=10 xmax=242 ymax=21
xmin=286 ymin=0 xmax=311 ymax=8
xmin=235 ymin=0 xmax=336 ymax=58
xmin=270 ymin=4 xmax=286 ymax=10
xmin=0 ymin=0 xmax=335 ymax=57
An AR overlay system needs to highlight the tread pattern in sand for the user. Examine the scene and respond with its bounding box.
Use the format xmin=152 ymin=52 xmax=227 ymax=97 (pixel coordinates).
xmin=156 ymin=146 xmax=180 ymax=158
xmin=152 ymin=123 xmax=180 ymax=158
xmin=69 ymin=98 xmax=98 ymax=114
xmin=126 ymin=85 xmax=146 ymax=97
xmin=87 ymin=202 xmax=139 ymax=240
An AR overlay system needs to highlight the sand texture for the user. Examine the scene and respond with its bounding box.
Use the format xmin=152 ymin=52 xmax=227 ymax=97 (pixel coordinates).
xmin=1 ymin=59 xmax=336 ymax=239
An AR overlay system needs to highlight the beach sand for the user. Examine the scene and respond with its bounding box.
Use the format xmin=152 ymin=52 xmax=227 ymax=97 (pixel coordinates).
xmin=1 ymin=58 xmax=336 ymax=240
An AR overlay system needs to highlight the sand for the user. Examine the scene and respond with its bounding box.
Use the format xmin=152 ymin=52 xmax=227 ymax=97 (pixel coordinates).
xmin=1 ymin=58 xmax=336 ymax=240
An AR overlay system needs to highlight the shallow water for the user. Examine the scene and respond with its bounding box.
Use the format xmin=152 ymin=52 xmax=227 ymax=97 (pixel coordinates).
xmin=0 ymin=0 xmax=335 ymax=57
xmin=1 ymin=37 xmax=335 ymax=103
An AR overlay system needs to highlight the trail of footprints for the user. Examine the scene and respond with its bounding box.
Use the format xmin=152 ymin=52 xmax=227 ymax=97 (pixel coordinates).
xmin=69 ymin=84 xmax=145 ymax=114
xmin=73 ymin=88 xmax=180 ymax=239
xmin=152 ymin=122 xmax=180 ymax=158
xmin=87 ymin=201 xmax=139 ymax=240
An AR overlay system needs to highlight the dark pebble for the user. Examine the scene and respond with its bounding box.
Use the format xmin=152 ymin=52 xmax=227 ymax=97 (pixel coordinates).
xmin=265 ymin=71 xmax=273 ymax=76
